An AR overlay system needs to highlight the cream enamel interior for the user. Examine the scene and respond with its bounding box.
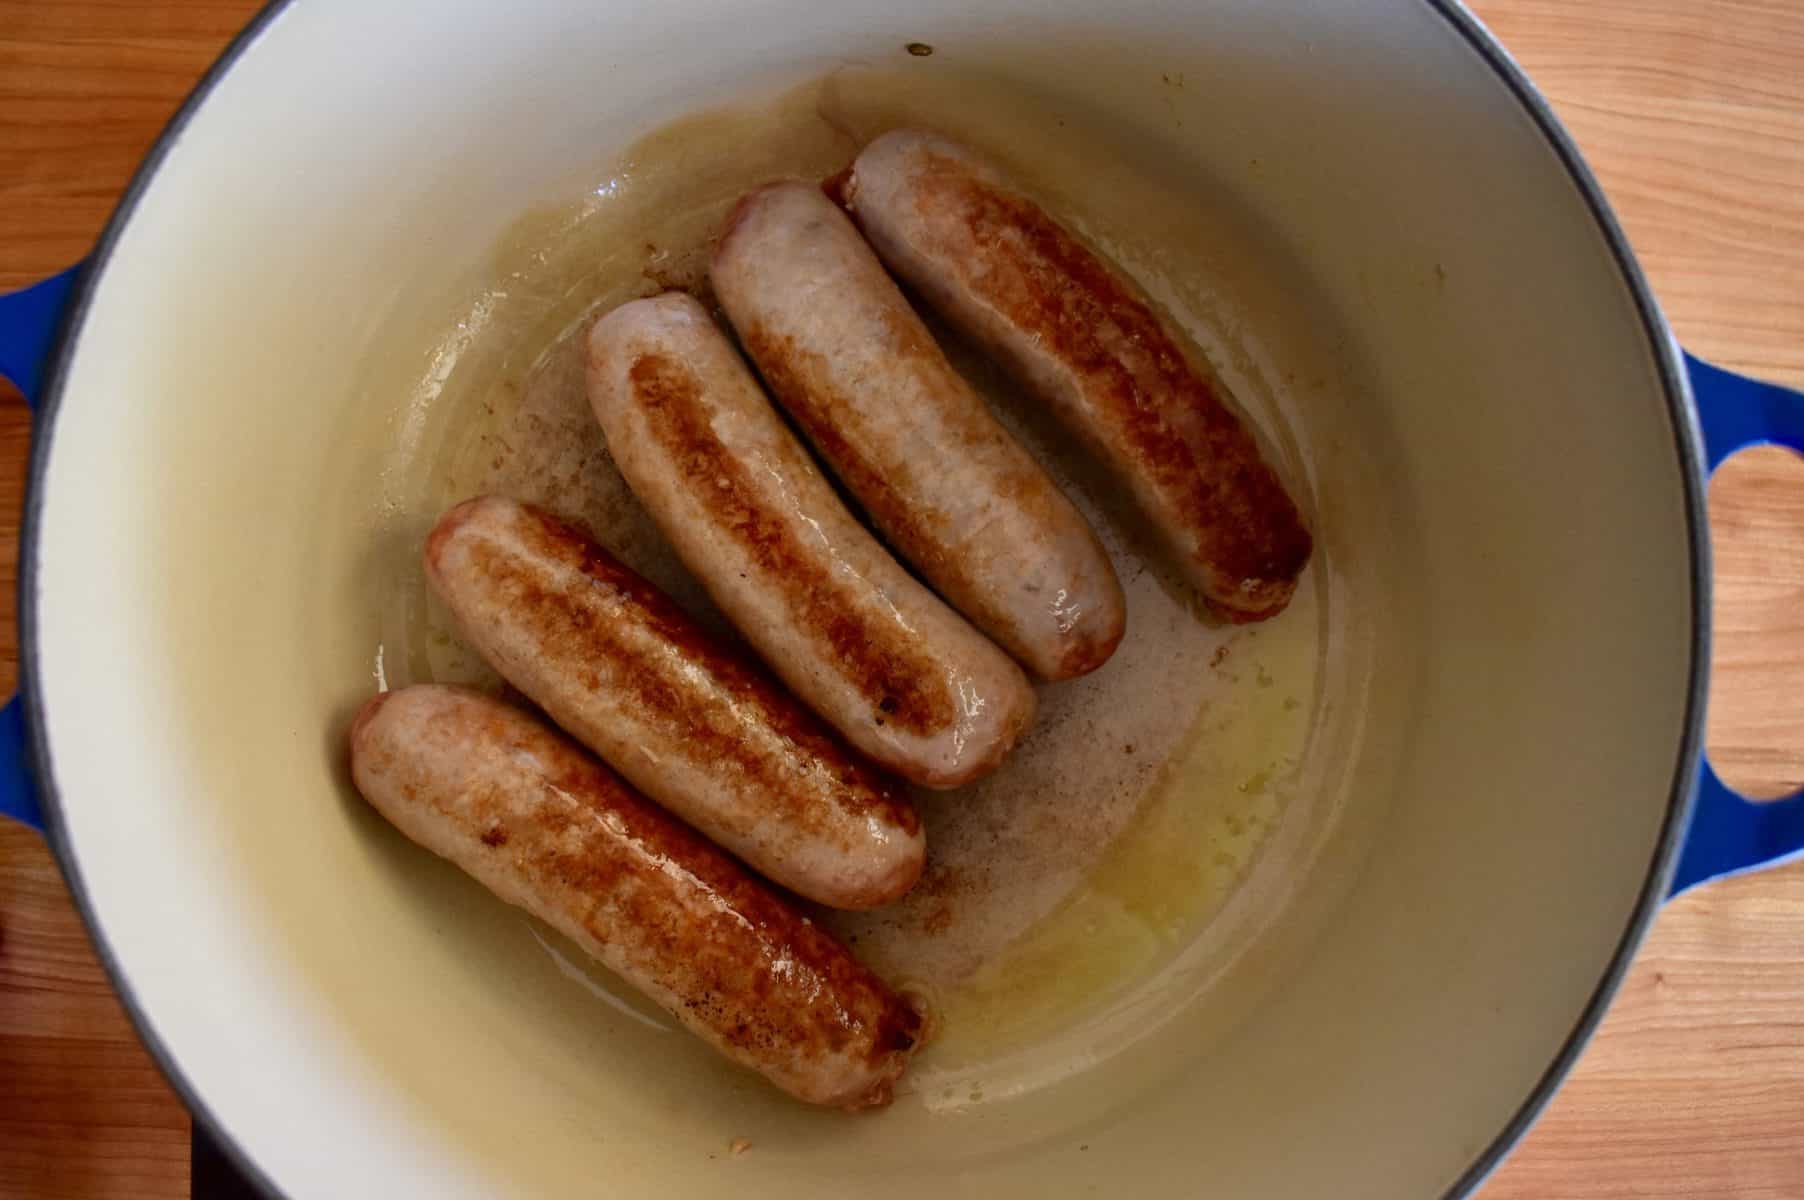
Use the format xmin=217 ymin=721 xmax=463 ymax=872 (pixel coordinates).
xmin=30 ymin=1 xmax=1695 ymax=1197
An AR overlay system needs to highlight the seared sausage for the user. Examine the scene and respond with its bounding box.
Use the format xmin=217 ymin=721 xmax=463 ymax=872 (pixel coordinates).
xmin=712 ymin=182 xmax=1126 ymax=680
xmin=586 ymin=292 xmax=1036 ymax=789
xmin=423 ymin=495 xmax=923 ymax=909
xmin=349 ymin=685 xmax=923 ymax=1110
xmin=834 ymin=130 xmax=1313 ymax=621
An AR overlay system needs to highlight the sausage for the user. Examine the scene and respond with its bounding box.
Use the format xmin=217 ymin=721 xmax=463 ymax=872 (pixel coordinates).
xmin=348 ymin=685 xmax=923 ymax=1110
xmin=711 ymin=182 xmax=1126 ymax=681
xmin=833 ymin=130 xmax=1313 ymax=621
xmin=423 ymin=495 xmax=924 ymax=910
xmin=585 ymin=292 xmax=1036 ymax=789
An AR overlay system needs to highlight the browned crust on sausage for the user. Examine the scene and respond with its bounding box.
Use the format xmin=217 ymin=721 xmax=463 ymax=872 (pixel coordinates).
xmin=738 ymin=319 xmax=1092 ymax=662
xmin=718 ymin=186 xmax=967 ymax=576
xmin=735 ymin=322 xmax=953 ymax=578
xmin=541 ymin=766 xmax=924 ymax=1076
xmin=350 ymin=688 xmax=922 ymax=1104
xmin=424 ymin=498 xmax=919 ymax=839
xmin=624 ymin=353 xmax=958 ymax=736
xmin=719 ymin=184 xmax=1118 ymax=675
xmin=903 ymin=154 xmax=1313 ymax=610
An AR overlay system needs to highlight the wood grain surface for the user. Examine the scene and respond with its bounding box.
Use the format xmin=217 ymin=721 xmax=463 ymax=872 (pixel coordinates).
xmin=1 ymin=1 xmax=1801 ymax=1196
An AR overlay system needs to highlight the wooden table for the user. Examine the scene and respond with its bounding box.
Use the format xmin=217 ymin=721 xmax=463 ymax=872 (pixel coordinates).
xmin=2 ymin=1 xmax=1801 ymax=1195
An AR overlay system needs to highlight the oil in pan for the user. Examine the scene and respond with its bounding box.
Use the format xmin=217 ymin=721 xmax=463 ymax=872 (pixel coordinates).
xmin=365 ymin=66 xmax=1412 ymax=1110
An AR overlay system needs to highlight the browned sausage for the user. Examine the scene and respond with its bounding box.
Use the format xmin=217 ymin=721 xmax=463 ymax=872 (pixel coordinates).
xmin=349 ymin=684 xmax=923 ymax=1110
xmin=834 ymin=129 xmax=1313 ymax=621
xmin=423 ymin=495 xmax=923 ymax=909
xmin=585 ymin=292 xmax=1036 ymax=789
xmin=712 ymin=181 xmax=1125 ymax=680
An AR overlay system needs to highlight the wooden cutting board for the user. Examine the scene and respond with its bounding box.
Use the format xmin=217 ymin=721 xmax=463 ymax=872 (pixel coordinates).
xmin=1 ymin=1 xmax=1800 ymax=1195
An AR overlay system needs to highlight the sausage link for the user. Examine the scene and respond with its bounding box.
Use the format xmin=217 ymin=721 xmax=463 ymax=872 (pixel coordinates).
xmin=585 ymin=292 xmax=1036 ymax=789
xmin=349 ymin=685 xmax=923 ymax=1110
xmin=834 ymin=130 xmax=1313 ymax=621
xmin=424 ymin=495 xmax=923 ymax=909
xmin=712 ymin=181 xmax=1125 ymax=680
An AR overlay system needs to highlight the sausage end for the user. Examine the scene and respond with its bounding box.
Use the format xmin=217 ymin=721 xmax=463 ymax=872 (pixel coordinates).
xmin=422 ymin=495 xmax=495 ymax=586
xmin=824 ymin=832 xmax=928 ymax=910
xmin=1046 ymin=617 xmax=1129 ymax=683
xmin=822 ymin=164 xmax=856 ymax=211
xmin=347 ymin=690 xmax=394 ymax=766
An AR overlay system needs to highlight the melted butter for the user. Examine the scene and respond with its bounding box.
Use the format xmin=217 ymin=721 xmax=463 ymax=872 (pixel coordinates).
xmin=363 ymin=65 xmax=1403 ymax=1107
xmin=911 ymin=578 xmax=1318 ymax=1067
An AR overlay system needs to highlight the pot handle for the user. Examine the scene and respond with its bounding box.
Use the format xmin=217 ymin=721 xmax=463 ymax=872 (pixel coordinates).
xmin=0 ymin=265 xmax=84 ymax=831
xmin=1669 ymin=352 xmax=1804 ymax=895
